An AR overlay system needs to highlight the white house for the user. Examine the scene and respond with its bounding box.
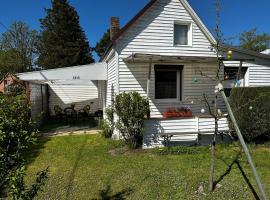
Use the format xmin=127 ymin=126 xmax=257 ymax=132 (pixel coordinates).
xmin=101 ymin=0 xmax=270 ymax=147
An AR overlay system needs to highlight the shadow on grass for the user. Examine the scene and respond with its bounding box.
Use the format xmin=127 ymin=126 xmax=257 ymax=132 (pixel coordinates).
xmin=23 ymin=136 xmax=51 ymax=167
xmin=92 ymin=185 xmax=133 ymax=200
xmin=214 ymin=152 xmax=260 ymax=200
xmin=66 ymin=135 xmax=88 ymax=200
xmin=39 ymin=117 xmax=98 ymax=133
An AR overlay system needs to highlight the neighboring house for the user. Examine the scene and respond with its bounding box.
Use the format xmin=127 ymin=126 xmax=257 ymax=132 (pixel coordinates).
xmin=101 ymin=0 xmax=270 ymax=147
xmin=0 ymin=73 xmax=18 ymax=93
xmin=17 ymin=63 xmax=107 ymax=125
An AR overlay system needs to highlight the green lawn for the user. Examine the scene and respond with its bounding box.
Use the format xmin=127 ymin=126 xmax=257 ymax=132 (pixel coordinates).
xmin=25 ymin=134 xmax=270 ymax=200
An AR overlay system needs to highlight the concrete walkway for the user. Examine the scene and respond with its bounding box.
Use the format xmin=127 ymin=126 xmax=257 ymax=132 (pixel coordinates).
xmin=41 ymin=126 xmax=100 ymax=137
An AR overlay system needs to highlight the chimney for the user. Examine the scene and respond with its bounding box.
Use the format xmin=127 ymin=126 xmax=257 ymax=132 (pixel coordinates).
xmin=110 ymin=17 xmax=120 ymax=40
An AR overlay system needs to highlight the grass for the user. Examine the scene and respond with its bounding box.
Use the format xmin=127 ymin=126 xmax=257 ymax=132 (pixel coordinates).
xmin=25 ymin=134 xmax=270 ymax=199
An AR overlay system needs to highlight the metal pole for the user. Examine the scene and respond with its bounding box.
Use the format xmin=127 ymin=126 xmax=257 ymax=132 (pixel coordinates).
xmin=219 ymin=86 xmax=268 ymax=200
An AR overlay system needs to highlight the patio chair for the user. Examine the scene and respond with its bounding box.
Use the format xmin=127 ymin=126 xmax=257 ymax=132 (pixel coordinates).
xmin=78 ymin=105 xmax=91 ymax=120
xmin=64 ymin=107 xmax=77 ymax=123
xmin=54 ymin=105 xmax=65 ymax=121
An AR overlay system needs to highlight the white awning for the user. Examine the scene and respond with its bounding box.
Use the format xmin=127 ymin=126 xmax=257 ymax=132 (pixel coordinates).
xmin=123 ymin=53 xmax=217 ymax=63
xmin=17 ymin=62 xmax=107 ymax=82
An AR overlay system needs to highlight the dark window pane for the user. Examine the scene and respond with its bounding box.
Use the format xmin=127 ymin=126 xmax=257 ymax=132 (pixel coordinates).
xmin=224 ymin=67 xmax=247 ymax=80
xmin=155 ymin=71 xmax=177 ymax=99
xmin=174 ymin=24 xmax=188 ymax=45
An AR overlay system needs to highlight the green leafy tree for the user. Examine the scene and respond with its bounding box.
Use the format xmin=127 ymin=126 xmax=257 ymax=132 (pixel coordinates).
xmin=239 ymin=28 xmax=270 ymax=52
xmin=38 ymin=0 xmax=94 ymax=69
xmin=0 ymin=50 xmax=20 ymax=79
xmin=0 ymin=92 xmax=48 ymax=199
xmin=0 ymin=21 xmax=39 ymax=73
xmin=95 ymin=29 xmax=110 ymax=59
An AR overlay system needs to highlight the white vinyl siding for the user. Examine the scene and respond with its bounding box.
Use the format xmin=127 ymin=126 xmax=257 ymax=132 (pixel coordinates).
xmin=48 ymin=82 xmax=99 ymax=115
xmin=114 ymin=0 xmax=221 ymax=118
xmin=117 ymin=0 xmax=215 ymax=57
xmin=106 ymin=50 xmax=117 ymax=107
xmin=118 ymin=62 xmax=224 ymax=118
xmin=144 ymin=117 xmax=229 ymax=148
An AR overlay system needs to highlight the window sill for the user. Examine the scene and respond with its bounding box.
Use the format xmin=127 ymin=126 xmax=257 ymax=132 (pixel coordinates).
xmin=174 ymin=44 xmax=193 ymax=47
xmin=154 ymin=99 xmax=182 ymax=104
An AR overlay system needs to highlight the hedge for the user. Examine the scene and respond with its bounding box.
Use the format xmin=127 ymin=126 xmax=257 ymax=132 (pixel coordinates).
xmin=229 ymin=87 xmax=270 ymax=142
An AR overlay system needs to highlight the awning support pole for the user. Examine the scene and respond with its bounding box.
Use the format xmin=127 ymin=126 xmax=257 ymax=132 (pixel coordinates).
xmin=147 ymin=58 xmax=152 ymax=98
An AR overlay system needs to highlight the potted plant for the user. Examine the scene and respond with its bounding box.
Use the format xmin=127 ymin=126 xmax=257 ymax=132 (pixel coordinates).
xmin=163 ymin=106 xmax=193 ymax=118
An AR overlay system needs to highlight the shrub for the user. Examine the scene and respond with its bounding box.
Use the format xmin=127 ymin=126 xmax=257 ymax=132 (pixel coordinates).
xmin=0 ymin=93 xmax=48 ymax=198
xmin=114 ymin=92 xmax=150 ymax=149
xmin=229 ymin=87 xmax=270 ymax=142
xmin=101 ymin=107 xmax=114 ymax=138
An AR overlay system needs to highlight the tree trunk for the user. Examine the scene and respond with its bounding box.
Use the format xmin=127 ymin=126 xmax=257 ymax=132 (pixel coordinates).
xmin=209 ymin=94 xmax=218 ymax=191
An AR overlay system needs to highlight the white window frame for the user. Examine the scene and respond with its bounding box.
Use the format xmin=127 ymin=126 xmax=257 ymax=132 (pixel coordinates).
xmin=154 ymin=66 xmax=183 ymax=103
xmin=173 ymin=21 xmax=193 ymax=46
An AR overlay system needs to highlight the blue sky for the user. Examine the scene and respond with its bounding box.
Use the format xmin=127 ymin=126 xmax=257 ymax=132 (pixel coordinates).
xmin=0 ymin=0 xmax=270 ymax=60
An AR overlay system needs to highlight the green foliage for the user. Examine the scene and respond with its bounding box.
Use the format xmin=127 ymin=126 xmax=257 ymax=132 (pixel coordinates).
xmin=9 ymin=165 xmax=48 ymax=200
xmin=5 ymin=81 xmax=26 ymax=96
xmin=230 ymin=87 xmax=270 ymax=142
xmin=114 ymin=92 xmax=150 ymax=149
xmin=101 ymin=107 xmax=114 ymax=138
xmin=239 ymin=28 xmax=270 ymax=52
xmin=0 ymin=93 xmax=48 ymax=198
xmin=95 ymin=29 xmax=110 ymax=58
xmin=0 ymin=50 xmax=20 ymax=78
xmin=0 ymin=21 xmax=39 ymax=72
xmin=38 ymin=0 xmax=94 ymax=69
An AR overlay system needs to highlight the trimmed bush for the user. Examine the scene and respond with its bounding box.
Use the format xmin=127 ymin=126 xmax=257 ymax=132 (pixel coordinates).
xmin=229 ymin=87 xmax=270 ymax=142
xmin=114 ymin=92 xmax=150 ymax=149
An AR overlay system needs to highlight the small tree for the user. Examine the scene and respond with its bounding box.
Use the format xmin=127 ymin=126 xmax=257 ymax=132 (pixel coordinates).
xmin=114 ymin=92 xmax=149 ymax=149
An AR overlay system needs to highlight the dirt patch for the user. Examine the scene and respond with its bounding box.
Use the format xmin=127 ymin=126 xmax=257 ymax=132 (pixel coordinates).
xmin=41 ymin=126 xmax=100 ymax=137
xmin=108 ymin=147 xmax=148 ymax=156
xmin=108 ymin=147 xmax=129 ymax=156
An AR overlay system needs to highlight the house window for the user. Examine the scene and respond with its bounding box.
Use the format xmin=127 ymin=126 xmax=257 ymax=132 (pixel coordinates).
xmin=224 ymin=67 xmax=248 ymax=97
xmin=174 ymin=24 xmax=190 ymax=45
xmin=155 ymin=65 xmax=183 ymax=100
xmin=224 ymin=67 xmax=248 ymax=81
